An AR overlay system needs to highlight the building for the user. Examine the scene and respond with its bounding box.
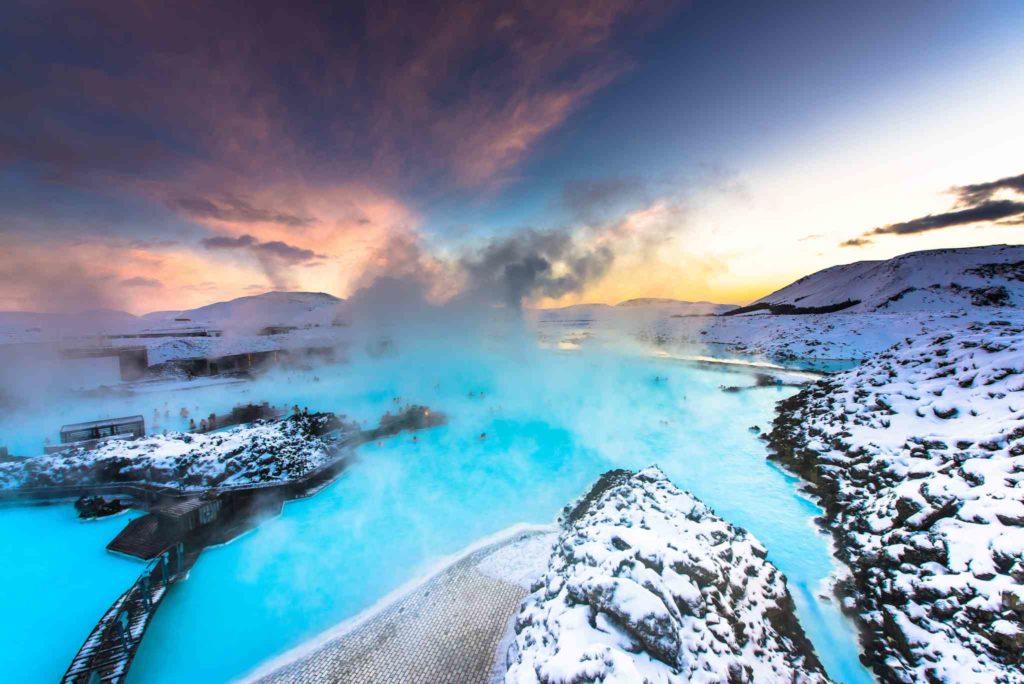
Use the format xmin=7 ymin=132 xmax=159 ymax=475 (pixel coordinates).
xmin=47 ymin=415 xmax=145 ymax=453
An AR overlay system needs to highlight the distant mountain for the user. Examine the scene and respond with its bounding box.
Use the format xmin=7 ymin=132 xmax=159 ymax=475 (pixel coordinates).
xmin=0 ymin=308 xmax=140 ymax=338
xmin=616 ymin=298 xmax=735 ymax=315
xmin=537 ymin=298 xmax=733 ymax=321
xmin=535 ymin=303 xmax=612 ymax=321
xmin=144 ymin=291 xmax=345 ymax=329
xmin=735 ymin=244 xmax=1024 ymax=315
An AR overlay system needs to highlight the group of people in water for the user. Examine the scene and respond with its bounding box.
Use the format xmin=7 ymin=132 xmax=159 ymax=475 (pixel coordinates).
xmin=149 ymin=402 xmax=311 ymax=435
xmin=150 ymin=405 xmax=220 ymax=433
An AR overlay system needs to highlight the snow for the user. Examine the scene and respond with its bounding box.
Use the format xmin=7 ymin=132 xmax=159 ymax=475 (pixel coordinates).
xmin=769 ymin=319 xmax=1024 ymax=682
xmin=504 ymin=467 xmax=829 ymax=684
xmin=144 ymin=291 xmax=345 ymax=330
xmin=535 ymin=300 xmax=1016 ymax=364
xmin=533 ymin=244 xmax=1024 ymax=363
xmin=751 ymin=244 xmax=1024 ymax=313
xmin=477 ymin=532 xmax=557 ymax=589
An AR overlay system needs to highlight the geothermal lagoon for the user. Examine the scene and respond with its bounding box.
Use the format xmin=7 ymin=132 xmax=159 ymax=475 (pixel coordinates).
xmin=1 ymin=342 xmax=872 ymax=683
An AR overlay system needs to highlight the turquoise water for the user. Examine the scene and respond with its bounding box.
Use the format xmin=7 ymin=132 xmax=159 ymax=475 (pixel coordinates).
xmin=0 ymin=505 xmax=145 ymax=682
xmin=0 ymin=343 xmax=871 ymax=683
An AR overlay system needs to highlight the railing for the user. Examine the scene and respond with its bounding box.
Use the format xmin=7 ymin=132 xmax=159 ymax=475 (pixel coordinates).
xmin=63 ymin=543 xmax=187 ymax=684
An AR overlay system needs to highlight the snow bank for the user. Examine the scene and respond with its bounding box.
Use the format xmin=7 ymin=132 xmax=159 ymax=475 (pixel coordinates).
xmin=769 ymin=320 xmax=1024 ymax=682
xmin=504 ymin=467 xmax=828 ymax=683
xmin=0 ymin=413 xmax=350 ymax=490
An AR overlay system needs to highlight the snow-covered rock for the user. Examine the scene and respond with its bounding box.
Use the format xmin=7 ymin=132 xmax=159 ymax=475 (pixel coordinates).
xmin=504 ymin=467 xmax=828 ymax=684
xmin=0 ymin=413 xmax=351 ymax=490
xmin=768 ymin=320 xmax=1024 ymax=682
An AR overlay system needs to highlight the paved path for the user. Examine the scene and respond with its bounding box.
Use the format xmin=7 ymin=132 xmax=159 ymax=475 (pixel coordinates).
xmin=256 ymin=530 xmax=552 ymax=684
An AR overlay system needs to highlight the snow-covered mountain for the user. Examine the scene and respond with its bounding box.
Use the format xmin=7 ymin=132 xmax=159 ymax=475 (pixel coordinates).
xmin=0 ymin=292 xmax=348 ymax=344
xmin=746 ymin=244 xmax=1024 ymax=314
xmin=143 ymin=291 xmax=346 ymax=330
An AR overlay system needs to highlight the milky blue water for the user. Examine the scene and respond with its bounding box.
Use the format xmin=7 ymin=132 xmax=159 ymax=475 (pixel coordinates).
xmin=0 ymin=343 xmax=872 ymax=683
xmin=0 ymin=505 xmax=145 ymax=682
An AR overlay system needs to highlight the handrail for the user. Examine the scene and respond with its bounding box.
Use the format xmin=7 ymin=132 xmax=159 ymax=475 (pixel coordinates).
xmin=63 ymin=543 xmax=187 ymax=683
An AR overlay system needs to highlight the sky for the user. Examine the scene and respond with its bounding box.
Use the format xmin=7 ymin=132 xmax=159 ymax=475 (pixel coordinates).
xmin=1 ymin=0 xmax=1023 ymax=314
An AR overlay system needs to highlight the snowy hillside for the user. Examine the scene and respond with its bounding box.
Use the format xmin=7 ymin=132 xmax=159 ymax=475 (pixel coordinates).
xmin=145 ymin=291 xmax=346 ymax=330
xmin=769 ymin=320 xmax=1024 ymax=682
xmin=657 ymin=310 xmax=1019 ymax=362
xmin=504 ymin=467 xmax=828 ymax=683
xmin=748 ymin=244 xmax=1024 ymax=314
xmin=531 ymin=245 xmax=1024 ymax=362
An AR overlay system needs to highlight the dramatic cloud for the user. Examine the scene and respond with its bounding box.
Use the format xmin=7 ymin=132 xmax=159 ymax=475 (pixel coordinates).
xmin=200 ymin=233 xmax=324 ymax=289
xmin=952 ymin=172 xmax=1024 ymax=206
xmin=0 ymin=236 xmax=263 ymax=314
xmin=841 ymin=171 xmax=1024 ymax=246
xmin=121 ymin=276 xmax=163 ymax=288
xmin=169 ymin=196 xmax=315 ymax=227
xmin=2 ymin=1 xmax=673 ymax=192
xmin=255 ymin=241 xmax=320 ymax=264
xmin=201 ymin=233 xmax=320 ymax=263
xmin=202 ymin=235 xmax=258 ymax=249
xmin=0 ymin=1 xmax=678 ymax=311
xmin=869 ymin=200 xmax=1024 ymax=236
xmin=461 ymin=229 xmax=615 ymax=307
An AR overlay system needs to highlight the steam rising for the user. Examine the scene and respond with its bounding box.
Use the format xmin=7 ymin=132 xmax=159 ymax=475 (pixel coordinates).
xmin=460 ymin=229 xmax=615 ymax=307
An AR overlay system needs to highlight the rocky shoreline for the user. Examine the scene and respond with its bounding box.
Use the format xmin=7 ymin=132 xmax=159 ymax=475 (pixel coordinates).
xmin=504 ymin=467 xmax=829 ymax=683
xmin=768 ymin=321 xmax=1024 ymax=683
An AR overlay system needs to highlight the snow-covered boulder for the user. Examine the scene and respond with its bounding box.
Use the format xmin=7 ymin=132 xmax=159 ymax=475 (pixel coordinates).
xmin=0 ymin=413 xmax=351 ymax=490
xmin=769 ymin=320 xmax=1024 ymax=682
xmin=504 ymin=467 xmax=828 ymax=683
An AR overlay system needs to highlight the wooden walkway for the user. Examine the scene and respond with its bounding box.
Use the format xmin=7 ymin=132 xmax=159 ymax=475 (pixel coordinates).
xmin=63 ymin=544 xmax=194 ymax=684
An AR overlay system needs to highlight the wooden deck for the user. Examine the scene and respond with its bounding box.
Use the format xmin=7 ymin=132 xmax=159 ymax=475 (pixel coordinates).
xmin=107 ymin=513 xmax=179 ymax=560
xmin=63 ymin=545 xmax=195 ymax=683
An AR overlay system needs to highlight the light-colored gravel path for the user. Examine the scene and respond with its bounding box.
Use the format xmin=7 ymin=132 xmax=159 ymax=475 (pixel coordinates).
xmin=253 ymin=528 xmax=553 ymax=684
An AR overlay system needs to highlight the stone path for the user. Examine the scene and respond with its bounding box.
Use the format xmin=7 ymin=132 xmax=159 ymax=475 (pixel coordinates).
xmin=256 ymin=530 xmax=551 ymax=684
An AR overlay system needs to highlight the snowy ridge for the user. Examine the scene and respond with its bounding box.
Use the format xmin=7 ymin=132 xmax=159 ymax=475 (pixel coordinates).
xmin=769 ymin=321 xmax=1024 ymax=682
xmin=504 ymin=467 xmax=828 ymax=684
xmin=145 ymin=291 xmax=345 ymax=329
xmin=0 ymin=413 xmax=349 ymax=491
xmin=656 ymin=310 xmax=1010 ymax=362
xmin=752 ymin=244 xmax=1024 ymax=313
